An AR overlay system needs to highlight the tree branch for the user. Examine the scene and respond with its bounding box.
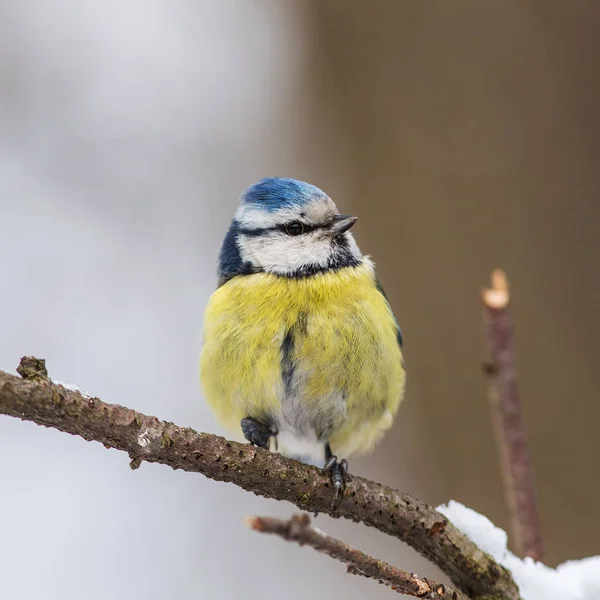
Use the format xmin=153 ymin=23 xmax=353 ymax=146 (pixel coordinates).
xmin=247 ymin=513 xmax=469 ymax=600
xmin=482 ymin=270 xmax=544 ymax=561
xmin=0 ymin=357 xmax=520 ymax=600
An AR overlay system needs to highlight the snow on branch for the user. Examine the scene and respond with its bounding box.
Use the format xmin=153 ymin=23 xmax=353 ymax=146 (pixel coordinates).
xmin=0 ymin=356 xmax=520 ymax=600
xmin=439 ymin=501 xmax=600 ymax=600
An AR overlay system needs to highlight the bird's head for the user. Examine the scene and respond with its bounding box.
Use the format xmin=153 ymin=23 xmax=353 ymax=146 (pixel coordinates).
xmin=219 ymin=178 xmax=362 ymax=282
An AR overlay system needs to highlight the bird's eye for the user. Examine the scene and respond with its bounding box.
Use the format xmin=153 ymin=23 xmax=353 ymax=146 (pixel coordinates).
xmin=285 ymin=221 xmax=305 ymax=236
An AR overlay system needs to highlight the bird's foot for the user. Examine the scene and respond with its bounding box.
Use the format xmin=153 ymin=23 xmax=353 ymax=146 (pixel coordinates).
xmin=323 ymin=455 xmax=351 ymax=509
xmin=241 ymin=417 xmax=272 ymax=450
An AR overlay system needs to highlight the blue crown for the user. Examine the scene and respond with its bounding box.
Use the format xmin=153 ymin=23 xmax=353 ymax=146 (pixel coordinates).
xmin=242 ymin=178 xmax=328 ymax=212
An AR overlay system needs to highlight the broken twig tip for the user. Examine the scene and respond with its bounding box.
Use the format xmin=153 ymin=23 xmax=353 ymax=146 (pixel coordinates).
xmin=244 ymin=516 xmax=263 ymax=531
xmin=482 ymin=269 xmax=510 ymax=309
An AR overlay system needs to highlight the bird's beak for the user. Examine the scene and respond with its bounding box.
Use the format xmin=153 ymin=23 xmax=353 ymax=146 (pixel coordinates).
xmin=330 ymin=214 xmax=358 ymax=235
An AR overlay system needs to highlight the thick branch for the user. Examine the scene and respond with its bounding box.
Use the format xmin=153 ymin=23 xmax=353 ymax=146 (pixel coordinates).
xmin=482 ymin=270 xmax=544 ymax=561
xmin=0 ymin=358 xmax=520 ymax=600
xmin=248 ymin=513 xmax=469 ymax=600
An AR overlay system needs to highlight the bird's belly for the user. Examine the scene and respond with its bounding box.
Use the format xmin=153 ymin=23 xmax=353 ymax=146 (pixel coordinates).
xmin=200 ymin=267 xmax=405 ymax=458
xmin=273 ymin=358 xmax=348 ymax=463
xmin=275 ymin=334 xmax=352 ymax=436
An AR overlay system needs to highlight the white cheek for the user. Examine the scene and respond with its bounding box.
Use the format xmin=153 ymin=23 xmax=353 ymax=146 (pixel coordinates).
xmin=238 ymin=234 xmax=332 ymax=274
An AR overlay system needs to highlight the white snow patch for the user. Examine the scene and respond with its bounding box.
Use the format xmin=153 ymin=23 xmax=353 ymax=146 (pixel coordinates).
xmin=53 ymin=380 xmax=91 ymax=399
xmin=437 ymin=500 xmax=600 ymax=600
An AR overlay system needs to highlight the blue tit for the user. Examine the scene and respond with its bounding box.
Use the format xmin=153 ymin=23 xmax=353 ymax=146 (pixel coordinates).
xmin=200 ymin=178 xmax=405 ymax=501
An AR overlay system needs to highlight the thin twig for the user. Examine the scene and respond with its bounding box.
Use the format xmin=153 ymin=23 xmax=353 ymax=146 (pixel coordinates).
xmin=247 ymin=513 xmax=469 ymax=600
xmin=482 ymin=270 xmax=544 ymax=560
xmin=0 ymin=357 xmax=520 ymax=600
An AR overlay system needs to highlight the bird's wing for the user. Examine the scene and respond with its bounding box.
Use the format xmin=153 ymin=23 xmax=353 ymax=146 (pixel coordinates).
xmin=375 ymin=274 xmax=403 ymax=348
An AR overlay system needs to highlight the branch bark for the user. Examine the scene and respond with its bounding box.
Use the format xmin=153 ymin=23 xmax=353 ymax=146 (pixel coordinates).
xmin=0 ymin=357 xmax=521 ymax=600
xmin=482 ymin=270 xmax=544 ymax=561
xmin=248 ymin=513 xmax=469 ymax=600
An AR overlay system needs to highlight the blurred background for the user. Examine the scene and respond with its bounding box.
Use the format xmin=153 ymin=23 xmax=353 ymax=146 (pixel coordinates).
xmin=1 ymin=1 xmax=599 ymax=598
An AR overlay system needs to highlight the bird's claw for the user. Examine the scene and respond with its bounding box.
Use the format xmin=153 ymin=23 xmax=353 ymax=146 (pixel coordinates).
xmin=324 ymin=455 xmax=351 ymax=509
xmin=241 ymin=417 xmax=272 ymax=450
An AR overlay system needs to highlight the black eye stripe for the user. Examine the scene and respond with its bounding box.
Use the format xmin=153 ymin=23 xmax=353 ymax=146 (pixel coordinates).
xmin=281 ymin=222 xmax=325 ymax=235
xmin=238 ymin=222 xmax=327 ymax=236
xmin=236 ymin=226 xmax=274 ymax=237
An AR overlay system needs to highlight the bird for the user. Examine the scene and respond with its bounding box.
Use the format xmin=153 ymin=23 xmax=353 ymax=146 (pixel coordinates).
xmin=199 ymin=177 xmax=405 ymax=505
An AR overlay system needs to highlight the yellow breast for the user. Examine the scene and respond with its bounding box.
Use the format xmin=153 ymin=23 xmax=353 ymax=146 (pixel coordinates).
xmin=199 ymin=261 xmax=405 ymax=457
